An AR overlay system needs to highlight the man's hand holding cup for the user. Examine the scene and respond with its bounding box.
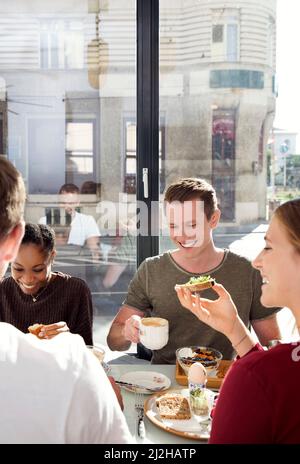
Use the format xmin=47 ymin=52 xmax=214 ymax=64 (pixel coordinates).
xmin=123 ymin=315 xmax=142 ymax=344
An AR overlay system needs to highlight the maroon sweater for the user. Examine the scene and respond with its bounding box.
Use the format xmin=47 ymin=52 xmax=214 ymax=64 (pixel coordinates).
xmin=0 ymin=273 xmax=93 ymax=345
xmin=210 ymin=342 xmax=300 ymax=444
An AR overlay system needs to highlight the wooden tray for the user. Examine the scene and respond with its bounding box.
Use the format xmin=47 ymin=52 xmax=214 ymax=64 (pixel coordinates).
xmin=175 ymin=360 xmax=233 ymax=389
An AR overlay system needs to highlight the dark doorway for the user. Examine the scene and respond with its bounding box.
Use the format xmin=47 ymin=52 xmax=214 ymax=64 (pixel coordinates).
xmin=212 ymin=109 xmax=236 ymax=221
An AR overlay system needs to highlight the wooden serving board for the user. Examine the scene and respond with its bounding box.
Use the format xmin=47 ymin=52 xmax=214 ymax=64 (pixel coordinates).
xmin=175 ymin=360 xmax=233 ymax=389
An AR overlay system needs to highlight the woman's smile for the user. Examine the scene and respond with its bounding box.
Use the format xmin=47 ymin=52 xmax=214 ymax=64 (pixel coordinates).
xmin=18 ymin=281 xmax=42 ymax=295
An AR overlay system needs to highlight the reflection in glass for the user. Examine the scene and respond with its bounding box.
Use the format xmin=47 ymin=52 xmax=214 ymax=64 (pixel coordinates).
xmin=2 ymin=0 xmax=137 ymax=346
xmin=159 ymin=0 xmax=277 ymax=255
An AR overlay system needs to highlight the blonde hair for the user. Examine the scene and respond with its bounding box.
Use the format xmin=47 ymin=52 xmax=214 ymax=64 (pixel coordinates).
xmin=274 ymin=199 xmax=300 ymax=253
xmin=0 ymin=157 xmax=26 ymax=242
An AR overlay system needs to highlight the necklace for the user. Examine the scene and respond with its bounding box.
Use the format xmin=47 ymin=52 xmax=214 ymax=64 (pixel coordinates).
xmin=31 ymin=285 xmax=48 ymax=302
xmin=31 ymin=277 xmax=52 ymax=302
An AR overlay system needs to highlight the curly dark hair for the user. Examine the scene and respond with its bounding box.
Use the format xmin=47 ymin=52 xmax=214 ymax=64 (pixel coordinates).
xmin=22 ymin=223 xmax=55 ymax=254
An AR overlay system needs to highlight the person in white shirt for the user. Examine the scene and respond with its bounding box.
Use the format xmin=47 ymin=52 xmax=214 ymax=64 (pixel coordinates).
xmin=39 ymin=183 xmax=101 ymax=261
xmin=0 ymin=158 xmax=133 ymax=444
xmin=0 ymin=324 xmax=132 ymax=444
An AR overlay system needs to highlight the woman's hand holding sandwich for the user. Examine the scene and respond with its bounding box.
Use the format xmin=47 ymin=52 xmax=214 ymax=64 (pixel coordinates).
xmin=175 ymin=283 xmax=256 ymax=357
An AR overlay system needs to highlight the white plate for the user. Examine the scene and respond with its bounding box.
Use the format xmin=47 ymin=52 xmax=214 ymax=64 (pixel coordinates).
xmin=145 ymin=388 xmax=215 ymax=441
xmin=119 ymin=371 xmax=171 ymax=394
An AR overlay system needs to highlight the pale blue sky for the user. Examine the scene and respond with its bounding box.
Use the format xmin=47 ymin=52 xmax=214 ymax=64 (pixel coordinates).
xmin=275 ymin=0 xmax=300 ymax=150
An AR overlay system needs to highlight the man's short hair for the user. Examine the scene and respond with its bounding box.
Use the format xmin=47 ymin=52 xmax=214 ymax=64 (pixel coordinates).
xmin=0 ymin=157 xmax=26 ymax=241
xmin=58 ymin=183 xmax=80 ymax=195
xmin=164 ymin=177 xmax=218 ymax=220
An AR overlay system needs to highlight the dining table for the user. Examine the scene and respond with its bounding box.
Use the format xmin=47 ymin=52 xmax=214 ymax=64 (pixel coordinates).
xmin=109 ymin=362 xmax=212 ymax=445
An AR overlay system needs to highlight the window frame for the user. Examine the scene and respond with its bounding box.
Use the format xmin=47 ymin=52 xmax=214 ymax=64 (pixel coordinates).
xmin=123 ymin=115 xmax=165 ymax=196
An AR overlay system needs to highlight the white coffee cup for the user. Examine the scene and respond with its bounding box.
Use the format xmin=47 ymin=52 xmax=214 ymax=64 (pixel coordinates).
xmin=139 ymin=317 xmax=169 ymax=350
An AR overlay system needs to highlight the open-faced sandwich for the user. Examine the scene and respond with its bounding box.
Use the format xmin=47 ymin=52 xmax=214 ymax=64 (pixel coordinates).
xmin=177 ymin=275 xmax=215 ymax=292
xmin=28 ymin=323 xmax=44 ymax=337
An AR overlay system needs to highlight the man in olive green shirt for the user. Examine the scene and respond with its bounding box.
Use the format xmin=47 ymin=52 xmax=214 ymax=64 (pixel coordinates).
xmin=107 ymin=178 xmax=281 ymax=363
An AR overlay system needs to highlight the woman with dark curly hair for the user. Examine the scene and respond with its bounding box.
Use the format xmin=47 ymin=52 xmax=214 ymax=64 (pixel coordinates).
xmin=0 ymin=223 xmax=93 ymax=344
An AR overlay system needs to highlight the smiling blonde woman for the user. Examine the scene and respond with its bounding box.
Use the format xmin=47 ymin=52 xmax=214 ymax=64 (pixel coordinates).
xmin=176 ymin=199 xmax=300 ymax=444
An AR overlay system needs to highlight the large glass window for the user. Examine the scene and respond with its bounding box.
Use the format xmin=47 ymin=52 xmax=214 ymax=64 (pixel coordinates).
xmin=2 ymin=0 xmax=137 ymax=346
xmin=0 ymin=0 xmax=298 ymax=348
xmin=159 ymin=0 xmax=296 ymax=340
xmin=159 ymin=0 xmax=276 ymax=233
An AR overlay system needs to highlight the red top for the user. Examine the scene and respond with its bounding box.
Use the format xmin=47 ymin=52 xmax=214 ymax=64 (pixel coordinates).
xmin=209 ymin=342 xmax=300 ymax=444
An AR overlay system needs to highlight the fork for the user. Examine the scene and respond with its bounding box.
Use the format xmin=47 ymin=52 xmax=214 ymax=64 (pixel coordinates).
xmin=135 ymin=392 xmax=146 ymax=439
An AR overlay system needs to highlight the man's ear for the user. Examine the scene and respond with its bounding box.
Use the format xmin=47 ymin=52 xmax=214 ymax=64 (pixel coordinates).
xmin=0 ymin=221 xmax=25 ymax=263
xmin=209 ymin=209 xmax=221 ymax=230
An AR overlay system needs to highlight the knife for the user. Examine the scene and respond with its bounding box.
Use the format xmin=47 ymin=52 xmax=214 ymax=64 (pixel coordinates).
xmin=116 ymin=380 xmax=164 ymax=392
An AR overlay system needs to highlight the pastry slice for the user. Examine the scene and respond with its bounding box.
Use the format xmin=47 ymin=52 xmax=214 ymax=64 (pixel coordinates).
xmin=156 ymin=393 xmax=191 ymax=420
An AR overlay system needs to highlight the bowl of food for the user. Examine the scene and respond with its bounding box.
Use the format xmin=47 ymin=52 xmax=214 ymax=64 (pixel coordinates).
xmin=176 ymin=346 xmax=223 ymax=376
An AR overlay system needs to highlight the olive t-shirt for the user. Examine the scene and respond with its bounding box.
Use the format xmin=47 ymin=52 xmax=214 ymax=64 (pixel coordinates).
xmin=123 ymin=250 xmax=281 ymax=364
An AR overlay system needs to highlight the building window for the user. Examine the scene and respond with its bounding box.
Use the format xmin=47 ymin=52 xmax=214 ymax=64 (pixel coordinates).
xmin=227 ymin=24 xmax=238 ymax=62
xmin=40 ymin=20 xmax=84 ymax=69
xmin=210 ymin=70 xmax=264 ymax=89
xmin=211 ymin=9 xmax=240 ymax=62
xmin=65 ymin=120 xmax=96 ymax=187
xmin=212 ymin=25 xmax=224 ymax=43
xmin=123 ymin=118 xmax=165 ymax=194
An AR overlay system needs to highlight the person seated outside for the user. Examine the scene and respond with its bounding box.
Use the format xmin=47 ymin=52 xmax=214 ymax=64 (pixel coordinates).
xmin=0 ymin=157 xmax=132 ymax=444
xmin=0 ymin=222 xmax=93 ymax=345
xmin=176 ymin=198 xmax=300 ymax=444
xmin=39 ymin=183 xmax=101 ymax=262
xmin=107 ymin=178 xmax=282 ymax=363
xmin=80 ymin=180 xmax=98 ymax=194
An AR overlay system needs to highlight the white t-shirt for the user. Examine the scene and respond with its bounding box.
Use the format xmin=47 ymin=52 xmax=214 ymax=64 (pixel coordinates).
xmin=39 ymin=211 xmax=100 ymax=247
xmin=0 ymin=323 xmax=133 ymax=444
